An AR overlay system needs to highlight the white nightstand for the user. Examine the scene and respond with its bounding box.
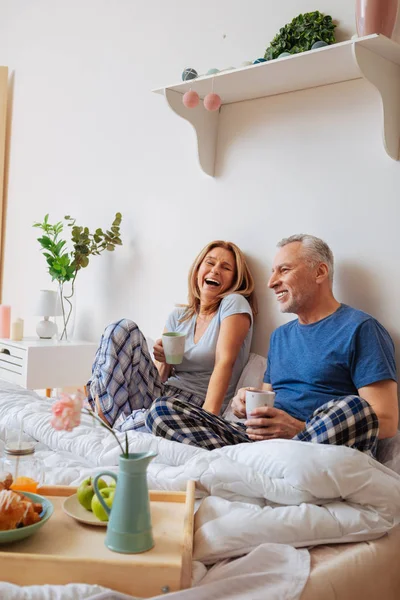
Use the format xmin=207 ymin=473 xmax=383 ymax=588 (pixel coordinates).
xmin=0 ymin=337 xmax=97 ymax=392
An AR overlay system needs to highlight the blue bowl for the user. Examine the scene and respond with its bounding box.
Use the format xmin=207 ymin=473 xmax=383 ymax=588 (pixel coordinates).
xmin=0 ymin=491 xmax=54 ymax=544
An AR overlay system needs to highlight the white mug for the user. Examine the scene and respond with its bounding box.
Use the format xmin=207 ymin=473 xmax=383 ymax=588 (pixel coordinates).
xmin=245 ymin=389 xmax=276 ymax=418
xmin=162 ymin=332 xmax=186 ymax=365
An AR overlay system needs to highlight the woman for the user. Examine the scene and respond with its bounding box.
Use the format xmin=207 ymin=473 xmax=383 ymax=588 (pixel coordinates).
xmin=87 ymin=240 xmax=257 ymax=434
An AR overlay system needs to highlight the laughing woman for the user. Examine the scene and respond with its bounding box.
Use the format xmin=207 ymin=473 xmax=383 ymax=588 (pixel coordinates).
xmin=86 ymin=240 xmax=257 ymax=440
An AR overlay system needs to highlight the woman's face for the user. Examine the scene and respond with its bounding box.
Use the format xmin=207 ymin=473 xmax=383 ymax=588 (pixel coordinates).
xmin=197 ymin=247 xmax=236 ymax=304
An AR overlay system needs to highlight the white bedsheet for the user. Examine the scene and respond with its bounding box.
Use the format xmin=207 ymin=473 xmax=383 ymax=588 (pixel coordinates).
xmin=0 ymin=544 xmax=310 ymax=600
xmin=0 ymin=381 xmax=399 ymax=599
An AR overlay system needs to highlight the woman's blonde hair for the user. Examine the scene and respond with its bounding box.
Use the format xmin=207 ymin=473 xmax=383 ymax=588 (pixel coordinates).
xmin=181 ymin=240 xmax=257 ymax=322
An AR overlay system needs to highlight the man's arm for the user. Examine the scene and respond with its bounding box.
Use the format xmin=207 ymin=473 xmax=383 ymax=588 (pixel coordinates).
xmin=358 ymin=379 xmax=399 ymax=439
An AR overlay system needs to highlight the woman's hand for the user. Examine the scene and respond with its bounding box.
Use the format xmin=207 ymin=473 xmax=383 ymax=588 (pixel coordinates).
xmin=153 ymin=336 xmax=172 ymax=383
xmin=153 ymin=338 xmax=166 ymax=363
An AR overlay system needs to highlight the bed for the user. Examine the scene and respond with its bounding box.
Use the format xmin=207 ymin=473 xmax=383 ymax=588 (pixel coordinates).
xmin=0 ymin=362 xmax=399 ymax=600
xmin=303 ymin=526 xmax=400 ymax=600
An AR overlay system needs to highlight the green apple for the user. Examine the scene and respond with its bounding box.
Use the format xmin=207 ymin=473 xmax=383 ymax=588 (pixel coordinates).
xmin=77 ymin=476 xmax=107 ymax=511
xmin=91 ymin=487 xmax=115 ymax=522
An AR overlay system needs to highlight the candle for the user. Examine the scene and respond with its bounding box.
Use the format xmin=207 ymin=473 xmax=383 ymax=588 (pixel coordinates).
xmin=0 ymin=305 xmax=11 ymax=338
xmin=10 ymin=318 xmax=24 ymax=341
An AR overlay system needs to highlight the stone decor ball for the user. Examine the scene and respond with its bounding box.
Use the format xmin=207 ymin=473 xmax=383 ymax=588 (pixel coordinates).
xmin=204 ymin=93 xmax=222 ymax=112
xmin=182 ymin=90 xmax=199 ymax=108
xmin=253 ymin=58 xmax=267 ymax=64
xmin=182 ymin=68 xmax=198 ymax=81
xmin=206 ymin=68 xmax=220 ymax=75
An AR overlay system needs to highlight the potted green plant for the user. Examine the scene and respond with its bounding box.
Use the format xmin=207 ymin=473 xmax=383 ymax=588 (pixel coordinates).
xmin=264 ymin=11 xmax=336 ymax=60
xmin=33 ymin=213 xmax=122 ymax=340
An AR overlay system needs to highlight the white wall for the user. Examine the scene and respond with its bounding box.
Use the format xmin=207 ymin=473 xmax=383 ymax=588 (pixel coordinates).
xmin=0 ymin=1 xmax=399 ymax=384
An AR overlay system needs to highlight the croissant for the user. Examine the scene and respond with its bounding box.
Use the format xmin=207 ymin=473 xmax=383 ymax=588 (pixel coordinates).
xmin=0 ymin=490 xmax=28 ymax=530
xmin=17 ymin=492 xmax=43 ymax=515
xmin=0 ymin=487 xmax=43 ymax=530
xmin=0 ymin=472 xmax=13 ymax=492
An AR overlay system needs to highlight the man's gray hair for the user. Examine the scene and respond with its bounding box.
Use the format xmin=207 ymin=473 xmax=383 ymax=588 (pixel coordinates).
xmin=277 ymin=234 xmax=334 ymax=282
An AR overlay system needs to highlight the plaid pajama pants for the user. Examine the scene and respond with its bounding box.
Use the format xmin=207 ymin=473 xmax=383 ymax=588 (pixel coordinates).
xmin=87 ymin=319 xmax=379 ymax=455
xmin=145 ymin=395 xmax=379 ymax=455
xmin=86 ymin=319 xmax=204 ymax=431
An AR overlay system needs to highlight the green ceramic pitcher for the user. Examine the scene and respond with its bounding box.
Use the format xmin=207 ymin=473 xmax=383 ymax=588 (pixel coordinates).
xmin=93 ymin=451 xmax=156 ymax=554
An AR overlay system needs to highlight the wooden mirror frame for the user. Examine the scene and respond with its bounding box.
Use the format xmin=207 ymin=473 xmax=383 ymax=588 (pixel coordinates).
xmin=0 ymin=67 xmax=8 ymax=302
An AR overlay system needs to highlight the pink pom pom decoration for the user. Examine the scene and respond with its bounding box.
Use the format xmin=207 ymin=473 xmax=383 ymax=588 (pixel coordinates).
xmin=203 ymin=93 xmax=222 ymax=112
xmin=182 ymin=90 xmax=199 ymax=108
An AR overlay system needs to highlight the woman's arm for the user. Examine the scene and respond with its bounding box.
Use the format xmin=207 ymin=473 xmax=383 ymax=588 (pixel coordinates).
xmin=153 ymin=329 xmax=173 ymax=383
xmin=202 ymin=313 xmax=251 ymax=415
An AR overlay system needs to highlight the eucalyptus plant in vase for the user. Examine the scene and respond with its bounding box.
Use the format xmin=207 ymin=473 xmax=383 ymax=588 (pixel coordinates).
xmin=33 ymin=213 xmax=122 ymax=340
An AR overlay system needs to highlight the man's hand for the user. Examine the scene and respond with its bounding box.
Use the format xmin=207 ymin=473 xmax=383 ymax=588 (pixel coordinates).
xmin=231 ymin=387 xmax=248 ymax=419
xmin=153 ymin=338 xmax=166 ymax=363
xmin=245 ymin=406 xmax=305 ymax=441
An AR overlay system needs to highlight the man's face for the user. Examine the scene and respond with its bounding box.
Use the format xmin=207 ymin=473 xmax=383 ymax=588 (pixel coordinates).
xmin=268 ymin=242 xmax=318 ymax=314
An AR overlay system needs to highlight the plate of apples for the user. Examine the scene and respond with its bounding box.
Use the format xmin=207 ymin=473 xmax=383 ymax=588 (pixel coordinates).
xmin=63 ymin=477 xmax=115 ymax=526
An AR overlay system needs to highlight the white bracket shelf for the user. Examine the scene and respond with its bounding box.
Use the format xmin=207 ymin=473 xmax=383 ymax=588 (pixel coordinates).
xmin=153 ymin=34 xmax=400 ymax=176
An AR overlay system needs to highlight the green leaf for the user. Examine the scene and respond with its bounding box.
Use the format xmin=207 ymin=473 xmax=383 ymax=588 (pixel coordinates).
xmin=54 ymin=240 xmax=66 ymax=255
xmin=37 ymin=236 xmax=53 ymax=249
xmin=113 ymin=213 xmax=122 ymax=226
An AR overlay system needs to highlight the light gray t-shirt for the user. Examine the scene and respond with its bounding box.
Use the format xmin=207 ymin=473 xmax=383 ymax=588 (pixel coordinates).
xmin=164 ymin=293 xmax=253 ymax=410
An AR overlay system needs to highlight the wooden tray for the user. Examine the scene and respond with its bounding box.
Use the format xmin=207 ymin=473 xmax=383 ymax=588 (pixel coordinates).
xmin=0 ymin=481 xmax=195 ymax=598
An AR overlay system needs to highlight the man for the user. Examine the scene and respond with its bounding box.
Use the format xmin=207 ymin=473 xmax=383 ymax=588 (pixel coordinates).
xmin=147 ymin=235 xmax=398 ymax=454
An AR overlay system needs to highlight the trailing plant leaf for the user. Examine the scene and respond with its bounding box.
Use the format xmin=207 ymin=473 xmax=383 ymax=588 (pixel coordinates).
xmin=264 ymin=11 xmax=336 ymax=60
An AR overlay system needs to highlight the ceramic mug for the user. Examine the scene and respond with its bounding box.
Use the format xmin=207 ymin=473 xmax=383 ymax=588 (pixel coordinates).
xmin=162 ymin=332 xmax=186 ymax=365
xmin=245 ymin=389 xmax=276 ymax=418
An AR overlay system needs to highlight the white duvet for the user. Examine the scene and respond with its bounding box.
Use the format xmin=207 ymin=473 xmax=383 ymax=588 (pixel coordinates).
xmin=0 ymin=380 xmax=399 ymax=599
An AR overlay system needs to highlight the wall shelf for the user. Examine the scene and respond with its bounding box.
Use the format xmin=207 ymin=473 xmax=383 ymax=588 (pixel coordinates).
xmin=153 ymin=35 xmax=400 ymax=176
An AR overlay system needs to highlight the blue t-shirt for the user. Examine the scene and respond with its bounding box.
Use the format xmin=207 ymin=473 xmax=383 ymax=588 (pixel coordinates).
xmin=165 ymin=293 xmax=253 ymax=409
xmin=263 ymin=304 xmax=397 ymax=421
